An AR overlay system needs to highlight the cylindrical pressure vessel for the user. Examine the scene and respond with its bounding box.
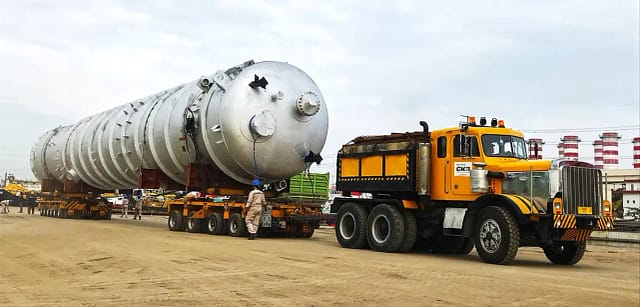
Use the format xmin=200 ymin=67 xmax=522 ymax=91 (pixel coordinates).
xmin=30 ymin=60 xmax=328 ymax=190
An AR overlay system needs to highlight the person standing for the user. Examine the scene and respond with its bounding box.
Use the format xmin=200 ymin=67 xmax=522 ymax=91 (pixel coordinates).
xmin=27 ymin=194 xmax=37 ymax=215
xmin=133 ymin=196 xmax=143 ymax=220
xmin=120 ymin=196 xmax=129 ymax=218
xmin=245 ymin=180 xmax=266 ymax=240
xmin=17 ymin=192 xmax=23 ymax=213
xmin=0 ymin=199 xmax=9 ymax=214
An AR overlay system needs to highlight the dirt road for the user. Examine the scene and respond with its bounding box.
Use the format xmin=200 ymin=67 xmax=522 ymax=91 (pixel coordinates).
xmin=0 ymin=213 xmax=638 ymax=306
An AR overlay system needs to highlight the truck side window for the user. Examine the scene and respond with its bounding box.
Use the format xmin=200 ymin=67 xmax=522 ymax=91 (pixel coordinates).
xmin=453 ymin=135 xmax=480 ymax=157
xmin=437 ymin=136 xmax=447 ymax=158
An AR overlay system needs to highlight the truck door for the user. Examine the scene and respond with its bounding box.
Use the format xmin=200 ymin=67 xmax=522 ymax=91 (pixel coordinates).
xmin=450 ymin=134 xmax=483 ymax=196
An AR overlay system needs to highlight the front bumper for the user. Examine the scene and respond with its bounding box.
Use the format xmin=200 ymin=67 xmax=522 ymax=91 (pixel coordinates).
xmin=553 ymin=214 xmax=614 ymax=230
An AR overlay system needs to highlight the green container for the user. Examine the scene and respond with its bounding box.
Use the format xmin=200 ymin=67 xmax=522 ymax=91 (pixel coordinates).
xmin=287 ymin=172 xmax=330 ymax=200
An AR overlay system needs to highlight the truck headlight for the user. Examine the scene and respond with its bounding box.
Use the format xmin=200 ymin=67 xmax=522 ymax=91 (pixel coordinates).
xmin=602 ymin=200 xmax=612 ymax=217
xmin=553 ymin=197 xmax=562 ymax=215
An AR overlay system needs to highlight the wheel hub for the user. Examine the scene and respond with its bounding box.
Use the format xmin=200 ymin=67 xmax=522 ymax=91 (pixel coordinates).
xmin=371 ymin=214 xmax=391 ymax=244
xmin=479 ymin=218 xmax=501 ymax=254
xmin=339 ymin=212 xmax=356 ymax=240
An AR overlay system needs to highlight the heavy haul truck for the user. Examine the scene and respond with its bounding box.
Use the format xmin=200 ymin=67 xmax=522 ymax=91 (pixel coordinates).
xmin=30 ymin=60 xmax=331 ymax=237
xmin=332 ymin=117 xmax=614 ymax=264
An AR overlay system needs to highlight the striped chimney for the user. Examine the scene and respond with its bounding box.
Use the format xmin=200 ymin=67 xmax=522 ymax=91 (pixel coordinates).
xmin=560 ymin=135 xmax=580 ymax=160
xmin=633 ymin=137 xmax=640 ymax=169
xmin=600 ymin=132 xmax=621 ymax=169
xmin=593 ymin=140 xmax=603 ymax=169
xmin=557 ymin=142 xmax=564 ymax=159
xmin=527 ymin=138 xmax=544 ymax=159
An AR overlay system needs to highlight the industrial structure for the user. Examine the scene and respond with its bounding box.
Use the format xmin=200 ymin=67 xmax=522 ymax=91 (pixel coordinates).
xmin=527 ymin=138 xmax=544 ymax=160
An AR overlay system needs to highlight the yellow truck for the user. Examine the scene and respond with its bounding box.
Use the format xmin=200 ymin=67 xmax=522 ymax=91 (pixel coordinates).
xmin=332 ymin=117 xmax=614 ymax=265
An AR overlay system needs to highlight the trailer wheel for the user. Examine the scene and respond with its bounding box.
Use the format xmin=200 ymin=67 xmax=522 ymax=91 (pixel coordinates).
xmin=205 ymin=213 xmax=226 ymax=235
xmin=366 ymin=204 xmax=405 ymax=252
xmin=398 ymin=210 xmax=417 ymax=252
xmin=296 ymin=223 xmax=315 ymax=238
xmin=543 ymin=241 xmax=586 ymax=265
xmin=474 ymin=206 xmax=519 ymax=264
xmin=186 ymin=217 xmax=203 ymax=233
xmin=335 ymin=202 xmax=368 ymax=249
xmin=168 ymin=210 xmax=184 ymax=231
xmin=228 ymin=213 xmax=247 ymax=237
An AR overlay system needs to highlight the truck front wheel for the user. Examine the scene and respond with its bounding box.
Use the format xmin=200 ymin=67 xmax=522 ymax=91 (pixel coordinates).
xmin=543 ymin=241 xmax=586 ymax=265
xmin=474 ymin=206 xmax=519 ymax=264
xmin=335 ymin=202 xmax=368 ymax=249
xmin=366 ymin=204 xmax=405 ymax=252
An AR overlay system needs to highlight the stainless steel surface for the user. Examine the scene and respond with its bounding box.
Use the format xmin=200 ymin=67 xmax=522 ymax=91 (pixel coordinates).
xmin=31 ymin=60 xmax=328 ymax=189
xmin=471 ymin=162 xmax=489 ymax=193
xmin=417 ymin=143 xmax=430 ymax=195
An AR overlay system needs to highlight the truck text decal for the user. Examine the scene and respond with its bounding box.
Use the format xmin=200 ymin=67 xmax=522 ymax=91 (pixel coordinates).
xmin=454 ymin=162 xmax=472 ymax=176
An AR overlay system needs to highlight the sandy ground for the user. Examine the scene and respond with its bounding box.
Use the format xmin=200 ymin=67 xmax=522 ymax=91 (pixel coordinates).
xmin=0 ymin=212 xmax=638 ymax=307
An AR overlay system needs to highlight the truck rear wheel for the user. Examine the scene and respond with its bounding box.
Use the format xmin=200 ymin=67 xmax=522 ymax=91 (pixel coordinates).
xmin=474 ymin=206 xmax=519 ymax=264
xmin=398 ymin=210 xmax=417 ymax=252
xmin=206 ymin=213 xmax=226 ymax=235
xmin=228 ymin=213 xmax=247 ymax=237
xmin=543 ymin=241 xmax=586 ymax=265
xmin=366 ymin=204 xmax=405 ymax=252
xmin=168 ymin=210 xmax=184 ymax=231
xmin=335 ymin=202 xmax=368 ymax=249
xmin=186 ymin=217 xmax=203 ymax=233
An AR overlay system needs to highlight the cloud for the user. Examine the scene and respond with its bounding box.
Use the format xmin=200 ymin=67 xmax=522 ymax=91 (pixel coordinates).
xmin=0 ymin=0 xmax=637 ymax=182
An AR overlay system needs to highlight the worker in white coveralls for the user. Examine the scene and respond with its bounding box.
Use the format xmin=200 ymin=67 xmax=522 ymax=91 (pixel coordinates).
xmin=245 ymin=180 xmax=266 ymax=240
xmin=120 ymin=196 xmax=129 ymax=218
xmin=133 ymin=194 xmax=143 ymax=220
xmin=0 ymin=200 xmax=9 ymax=214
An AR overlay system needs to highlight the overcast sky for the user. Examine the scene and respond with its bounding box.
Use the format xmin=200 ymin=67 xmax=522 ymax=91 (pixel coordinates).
xmin=0 ymin=0 xmax=638 ymax=182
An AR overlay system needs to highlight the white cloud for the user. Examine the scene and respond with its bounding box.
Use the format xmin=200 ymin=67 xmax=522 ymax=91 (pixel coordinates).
xmin=0 ymin=0 xmax=638 ymax=182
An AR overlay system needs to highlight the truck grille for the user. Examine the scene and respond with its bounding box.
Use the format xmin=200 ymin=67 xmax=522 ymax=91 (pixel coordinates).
xmin=561 ymin=166 xmax=602 ymax=216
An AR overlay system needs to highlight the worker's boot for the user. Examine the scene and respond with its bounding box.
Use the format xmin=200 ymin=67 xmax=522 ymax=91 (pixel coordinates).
xmin=248 ymin=233 xmax=256 ymax=240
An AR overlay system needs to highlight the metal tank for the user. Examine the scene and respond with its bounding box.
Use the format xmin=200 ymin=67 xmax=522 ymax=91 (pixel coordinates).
xmin=30 ymin=60 xmax=328 ymax=190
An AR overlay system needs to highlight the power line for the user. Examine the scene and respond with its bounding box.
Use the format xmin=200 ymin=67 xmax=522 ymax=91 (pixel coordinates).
xmin=522 ymin=125 xmax=639 ymax=133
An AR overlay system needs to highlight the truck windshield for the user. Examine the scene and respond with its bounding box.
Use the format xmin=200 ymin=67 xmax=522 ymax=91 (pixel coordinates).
xmin=481 ymin=135 xmax=527 ymax=159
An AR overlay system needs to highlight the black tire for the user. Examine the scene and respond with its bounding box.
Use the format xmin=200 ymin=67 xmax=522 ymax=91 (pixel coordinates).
xmin=398 ymin=210 xmax=417 ymax=252
xmin=186 ymin=217 xmax=203 ymax=233
xmin=168 ymin=210 xmax=184 ymax=231
xmin=228 ymin=213 xmax=247 ymax=237
xmin=296 ymin=224 xmax=315 ymax=238
xmin=543 ymin=241 xmax=586 ymax=265
xmin=473 ymin=206 xmax=519 ymax=265
xmin=205 ymin=213 xmax=226 ymax=235
xmin=335 ymin=202 xmax=368 ymax=249
xmin=366 ymin=204 xmax=405 ymax=252
xmin=303 ymin=227 xmax=315 ymax=238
